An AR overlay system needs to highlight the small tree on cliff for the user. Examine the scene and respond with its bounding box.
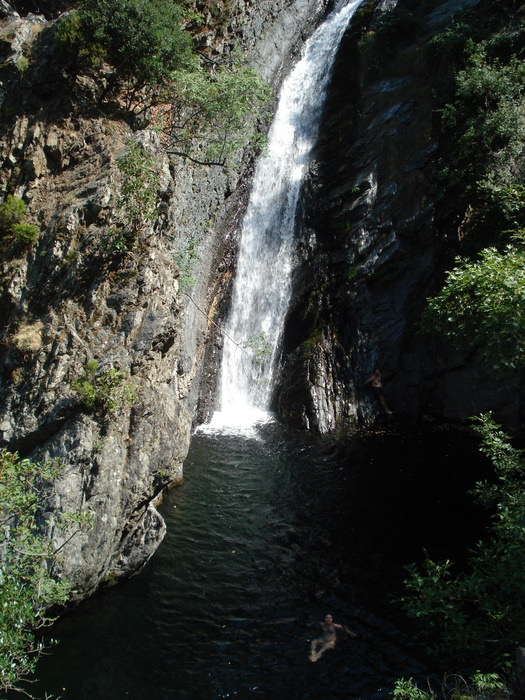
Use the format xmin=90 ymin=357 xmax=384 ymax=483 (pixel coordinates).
xmin=58 ymin=0 xmax=195 ymax=102
xmin=55 ymin=0 xmax=271 ymax=164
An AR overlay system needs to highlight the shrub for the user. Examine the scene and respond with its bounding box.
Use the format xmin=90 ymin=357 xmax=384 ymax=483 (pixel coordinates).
xmin=55 ymin=1 xmax=269 ymax=166
xmin=0 ymin=194 xmax=27 ymax=230
xmin=11 ymin=222 xmax=40 ymax=244
xmin=72 ymin=360 xmax=138 ymax=415
xmin=434 ymin=42 xmax=525 ymax=230
xmin=401 ymin=414 xmax=525 ymax=668
xmin=116 ymin=141 xmax=159 ymax=236
xmin=423 ymin=241 xmax=525 ymax=373
xmin=164 ymin=57 xmax=271 ymax=165
xmin=0 ymin=194 xmax=39 ymax=246
xmin=173 ymin=235 xmax=199 ymax=292
xmin=0 ymin=450 xmax=88 ymax=695
xmin=393 ymin=673 xmax=508 ymax=700
xmin=76 ymin=0 xmax=195 ymax=90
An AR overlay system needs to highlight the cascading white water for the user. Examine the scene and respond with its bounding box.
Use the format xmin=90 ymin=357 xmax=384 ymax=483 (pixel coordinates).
xmin=210 ymin=0 xmax=364 ymax=430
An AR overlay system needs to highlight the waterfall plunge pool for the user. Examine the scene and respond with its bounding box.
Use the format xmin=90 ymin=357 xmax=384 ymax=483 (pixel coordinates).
xmin=33 ymin=419 xmax=487 ymax=700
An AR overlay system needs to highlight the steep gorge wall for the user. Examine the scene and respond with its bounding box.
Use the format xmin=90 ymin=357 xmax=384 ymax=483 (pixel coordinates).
xmin=0 ymin=0 xmax=328 ymax=598
xmin=276 ymin=0 xmax=524 ymax=434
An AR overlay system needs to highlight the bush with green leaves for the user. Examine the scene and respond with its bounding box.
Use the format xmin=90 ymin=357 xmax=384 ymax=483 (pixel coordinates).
xmin=116 ymin=140 xmax=159 ymax=241
xmin=0 ymin=194 xmax=39 ymax=245
xmin=241 ymin=332 xmax=272 ymax=370
xmin=393 ymin=672 xmax=508 ymax=700
xmin=72 ymin=359 xmax=138 ymax=415
xmin=0 ymin=450 xmax=85 ymax=695
xmin=401 ymin=414 xmax=525 ymax=669
xmin=423 ymin=239 xmax=525 ymax=372
xmin=434 ymin=35 xmax=525 ymax=230
xmin=55 ymin=1 xmax=270 ymax=166
xmin=73 ymin=0 xmax=195 ymax=93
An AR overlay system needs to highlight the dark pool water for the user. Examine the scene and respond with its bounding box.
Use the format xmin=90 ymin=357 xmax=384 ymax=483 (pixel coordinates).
xmin=33 ymin=419 xmax=487 ymax=700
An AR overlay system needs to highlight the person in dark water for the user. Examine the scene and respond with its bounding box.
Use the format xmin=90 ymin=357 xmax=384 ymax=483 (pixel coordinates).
xmin=364 ymin=368 xmax=393 ymax=415
xmin=309 ymin=614 xmax=355 ymax=662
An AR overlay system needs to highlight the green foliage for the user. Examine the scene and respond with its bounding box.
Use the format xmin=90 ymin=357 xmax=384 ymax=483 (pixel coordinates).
xmin=0 ymin=195 xmax=39 ymax=246
xmin=401 ymin=414 xmax=525 ymax=668
xmin=393 ymin=673 xmax=507 ymax=700
xmin=55 ymin=1 xmax=269 ymax=166
xmin=11 ymin=222 xmax=40 ymax=245
xmin=103 ymin=227 xmax=133 ymax=255
xmin=435 ymin=40 xmax=525 ymax=228
xmin=16 ymin=55 xmax=30 ymax=73
xmin=76 ymin=0 xmax=195 ymax=90
xmin=118 ymin=142 xmax=159 ymax=243
xmin=393 ymin=678 xmax=431 ymax=700
xmin=429 ymin=21 xmax=471 ymax=73
xmin=55 ymin=10 xmax=106 ymax=69
xmin=346 ymin=265 xmax=359 ymax=283
xmin=0 ymin=194 xmax=26 ymax=230
xmin=0 ymin=450 xmax=74 ymax=695
xmin=72 ymin=359 xmax=138 ymax=415
xmin=165 ymin=58 xmax=271 ymax=164
xmin=423 ymin=241 xmax=525 ymax=372
xmin=357 ymin=9 xmax=424 ymax=81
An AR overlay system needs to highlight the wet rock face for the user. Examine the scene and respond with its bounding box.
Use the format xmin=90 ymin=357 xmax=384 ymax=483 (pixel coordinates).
xmin=0 ymin=0 xmax=329 ymax=597
xmin=276 ymin=0 xmax=523 ymax=434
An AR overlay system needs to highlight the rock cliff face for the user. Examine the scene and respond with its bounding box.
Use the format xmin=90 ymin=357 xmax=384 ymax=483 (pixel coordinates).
xmin=275 ymin=0 xmax=524 ymax=435
xmin=2 ymin=0 xmax=519 ymax=600
xmin=0 ymin=0 xmax=329 ymax=598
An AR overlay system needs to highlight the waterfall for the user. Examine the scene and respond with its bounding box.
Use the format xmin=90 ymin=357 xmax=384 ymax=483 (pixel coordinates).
xmin=210 ymin=0 xmax=364 ymax=430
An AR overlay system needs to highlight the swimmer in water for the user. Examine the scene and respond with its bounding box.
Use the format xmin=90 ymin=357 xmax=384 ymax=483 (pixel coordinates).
xmin=309 ymin=614 xmax=355 ymax=662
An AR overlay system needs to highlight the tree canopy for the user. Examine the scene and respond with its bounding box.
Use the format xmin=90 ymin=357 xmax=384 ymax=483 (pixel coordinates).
xmin=77 ymin=0 xmax=195 ymax=87
xmin=54 ymin=0 xmax=270 ymax=164
xmin=424 ymin=241 xmax=525 ymax=372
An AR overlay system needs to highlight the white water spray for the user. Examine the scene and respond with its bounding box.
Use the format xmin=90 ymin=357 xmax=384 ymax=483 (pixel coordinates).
xmin=210 ymin=0 xmax=363 ymax=430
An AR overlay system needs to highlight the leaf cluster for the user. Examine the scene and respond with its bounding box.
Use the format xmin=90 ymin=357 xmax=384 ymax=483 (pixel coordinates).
xmin=0 ymin=195 xmax=39 ymax=246
xmin=116 ymin=140 xmax=159 ymax=240
xmin=423 ymin=242 xmax=525 ymax=372
xmin=431 ymin=18 xmax=525 ymax=233
xmin=55 ymin=1 xmax=270 ymax=166
xmin=71 ymin=0 xmax=194 ymax=89
xmin=401 ymin=415 xmax=525 ymax=669
xmin=393 ymin=672 xmax=507 ymax=700
xmin=164 ymin=59 xmax=271 ymax=165
xmin=173 ymin=235 xmax=199 ymax=292
xmin=241 ymin=332 xmax=272 ymax=370
xmin=0 ymin=451 xmax=69 ymax=694
xmin=71 ymin=359 xmax=138 ymax=415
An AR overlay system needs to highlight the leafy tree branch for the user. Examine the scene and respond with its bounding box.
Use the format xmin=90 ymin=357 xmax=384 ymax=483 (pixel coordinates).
xmin=0 ymin=450 xmax=91 ymax=696
xmin=401 ymin=415 xmax=525 ymax=669
xmin=55 ymin=0 xmax=270 ymax=167
xmin=423 ymin=238 xmax=525 ymax=372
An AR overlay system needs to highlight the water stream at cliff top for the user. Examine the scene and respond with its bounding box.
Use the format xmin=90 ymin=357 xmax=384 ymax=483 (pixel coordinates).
xmin=210 ymin=0 xmax=365 ymax=430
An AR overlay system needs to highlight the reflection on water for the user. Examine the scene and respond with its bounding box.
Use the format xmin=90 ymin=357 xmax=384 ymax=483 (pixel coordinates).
xmin=34 ymin=421 xmax=486 ymax=699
